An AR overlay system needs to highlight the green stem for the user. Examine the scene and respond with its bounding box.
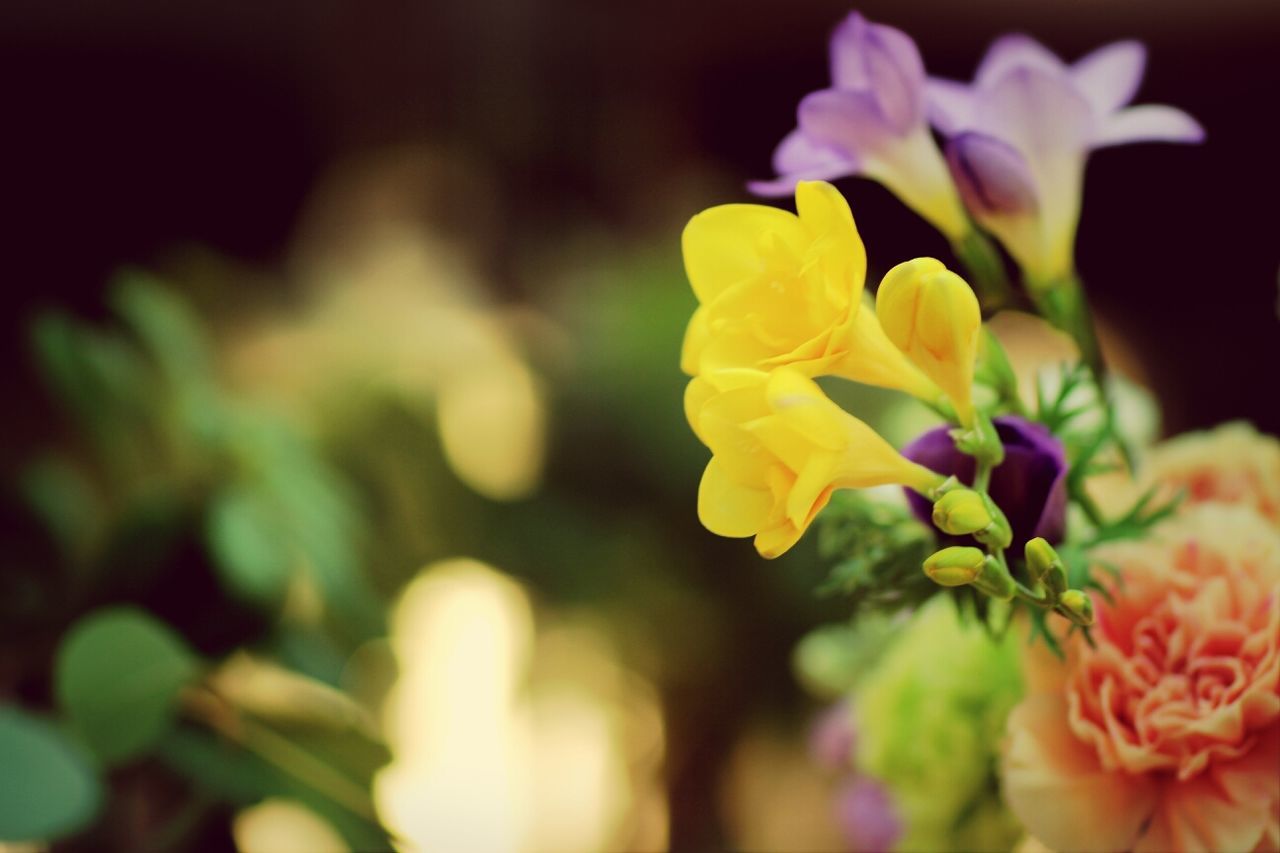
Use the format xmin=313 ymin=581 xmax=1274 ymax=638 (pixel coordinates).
xmin=973 ymin=457 xmax=994 ymax=493
xmin=1028 ymin=273 xmax=1105 ymax=383
xmin=184 ymin=688 xmax=380 ymax=823
xmin=1013 ymin=579 xmax=1055 ymax=608
xmin=953 ymin=229 xmax=1021 ymax=315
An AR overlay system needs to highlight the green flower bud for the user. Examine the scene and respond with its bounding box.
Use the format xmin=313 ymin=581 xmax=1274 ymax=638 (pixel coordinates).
xmin=932 ymin=489 xmax=993 ymax=535
xmin=1025 ymin=537 xmax=1067 ymax=597
xmin=923 ymin=547 xmax=986 ymax=586
xmin=1058 ymin=590 xmax=1095 ymax=626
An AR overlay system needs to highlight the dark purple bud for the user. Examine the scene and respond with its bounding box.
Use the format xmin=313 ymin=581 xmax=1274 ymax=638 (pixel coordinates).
xmin=903 ymin=416 xmax=1067 ymax=552
xmin=834 ymin=776 xmax=903 ymax=853
xmin=946 ymin=132 xmax=1039 ymax=217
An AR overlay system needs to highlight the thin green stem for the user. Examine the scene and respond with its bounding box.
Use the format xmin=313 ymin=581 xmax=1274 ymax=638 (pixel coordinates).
xmin=183 ymin=687 xmax=380 ymax=823
xmin=973 ymin=457 xmax=994 ymax=493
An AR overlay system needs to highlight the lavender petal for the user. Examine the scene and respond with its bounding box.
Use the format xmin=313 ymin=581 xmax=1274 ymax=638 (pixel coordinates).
xmin=1071 ymin=40 xmax=1147 ymax=115
xmin=1092 ymin=104 xmax=1206 ymax=148
xmin=974 ymin=33 xmax=1067 ymax=88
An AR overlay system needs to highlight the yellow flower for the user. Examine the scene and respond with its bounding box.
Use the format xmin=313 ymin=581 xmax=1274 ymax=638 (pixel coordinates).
xmin=686 ymin=368 xmax=943 ymax=558
xmin=681 ymin=181 xmax=939 ymax=402
xmin=875 ymin=257 xmax=982 ymax=424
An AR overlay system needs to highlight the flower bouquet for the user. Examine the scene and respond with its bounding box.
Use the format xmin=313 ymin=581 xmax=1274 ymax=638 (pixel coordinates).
xmin=681 ymin=12 xmax=1279 ymax=852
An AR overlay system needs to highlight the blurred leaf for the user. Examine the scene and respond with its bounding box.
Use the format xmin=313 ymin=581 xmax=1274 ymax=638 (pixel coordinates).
xmin=110 ymin=270 xmax=211 ymax=389
xmin=158 ymin=727 xmax=392 ymax=851
xmin=31 ymin=314 xmax=151 ymax=425
xmin=19 ymin=456 xmax=101 ymax=563
xmin=0 ymin=705 xmax=103 ymax=843
xmin=793 ymin=615 xmax=899 ymax=698
xmin=207 ymin=486 xmax=295 ymax=606
xmin=55 ymin=607 xmax=199 ymax=764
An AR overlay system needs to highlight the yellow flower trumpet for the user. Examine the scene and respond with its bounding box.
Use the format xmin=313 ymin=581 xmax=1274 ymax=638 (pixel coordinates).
xmin=681 ymin=181 xmax=940 ymax=402
xmin=875 ymin=257 xmax=981 ymax=425
xmin=687 ymin=368 xmax=944 ymax=558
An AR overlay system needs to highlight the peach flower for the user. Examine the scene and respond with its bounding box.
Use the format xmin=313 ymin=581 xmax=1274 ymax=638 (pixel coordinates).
xmin=1004 ymin=504 xmax=1280 ymax=852
xmin=1144 ymin=421 xmax=1280 ymax=525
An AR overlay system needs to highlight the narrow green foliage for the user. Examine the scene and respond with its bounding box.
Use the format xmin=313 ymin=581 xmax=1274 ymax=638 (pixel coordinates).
xmin=816 ymin=492 xmax=937 ymax=616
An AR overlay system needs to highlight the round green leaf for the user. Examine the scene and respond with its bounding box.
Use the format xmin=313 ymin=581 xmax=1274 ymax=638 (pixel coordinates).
xmin=0 ymin=705 xmax=102 ymax=842
xmin=207 ymin=486 xmax=293 ymax=605
xmin=55 ymin=608 xmax=198 ymax=765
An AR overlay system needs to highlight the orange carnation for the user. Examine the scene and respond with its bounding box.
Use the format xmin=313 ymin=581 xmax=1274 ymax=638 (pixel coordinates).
xmin=1145 ymin=421 xmax=1280 ymax=524
xmin=1003 ymin=504 xmax=1280 ymax=852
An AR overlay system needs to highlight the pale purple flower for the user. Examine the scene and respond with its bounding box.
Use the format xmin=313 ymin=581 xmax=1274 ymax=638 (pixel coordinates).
xmin=751 ymin=12 xmax=969 ymax=241
xmin=928 ymin=36 xmax=1204 ymax=283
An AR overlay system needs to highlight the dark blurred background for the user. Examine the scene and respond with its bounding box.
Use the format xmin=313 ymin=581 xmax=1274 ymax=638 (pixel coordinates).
xmin=1 ymin=2 xmax=1278 ymax=849
xmin=4 ymin=0 xmax=1280 ymax=450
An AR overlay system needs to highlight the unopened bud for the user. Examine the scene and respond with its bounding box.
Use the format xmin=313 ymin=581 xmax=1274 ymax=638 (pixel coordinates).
xmin=1025 ymin=537 xmax=1067 ymax=597
xmin=923 ymin=547 xmax=986 ymax=586
xmin=932 ymin=489 xmax=992 ymax=535
xmin=1058 ymin=590 xmax=1095 ymax=626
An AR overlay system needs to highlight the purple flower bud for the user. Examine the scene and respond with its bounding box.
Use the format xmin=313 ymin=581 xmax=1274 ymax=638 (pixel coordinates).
xmin=945 ymin=132 xmax=1039 ymax=217
xmin=834 ymin=776 xmax=902 ymax=853
xmin=902 ymin=416 xmax=1067 ymax=552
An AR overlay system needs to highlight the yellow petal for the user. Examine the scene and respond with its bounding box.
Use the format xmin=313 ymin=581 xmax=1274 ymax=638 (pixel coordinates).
xmin=875 ymin=258 xmax=980 ymax=423
xmin=682 ymin=204 xmax=804 ymax=304
xmin=685 ymin=370 xmax=768 ymax=444
xmin=764 ymin=369 xmax=847 ymax=451
xmin=698 ymin=457 xmax=774 ymax=537
xmin=787 ymin=452 xmax=841 ymax=528
xmin=754 ymin=520 xmax=806 ymax=559
xmin=681 ymin=306 xmax=711 ymax=375
xmin=831 ymin=307 xmax=941 ymax=401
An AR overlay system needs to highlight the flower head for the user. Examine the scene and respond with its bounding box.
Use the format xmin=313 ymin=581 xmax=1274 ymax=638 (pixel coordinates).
xmin=686 ymin=368 xmax=942 ymax=558
xmin=854 ymin=595 xmax=1025 ymax=852
xmin=902 ymin=416 xmax=1067 ymax=553
xmin=929 ymin=36 xmax=1204 ymax=283
xmin=1003 ymin=504 xmax=1280 ymax=852
xmin=749 ymin=13 xmax=969 ymax=240
xmin=875 ymin=257 xmax=982 ymax=424
xmin=1143 ymin=421 xmax=1280 ymax=525
xmin=682 ymin=180 xmax=939 ymax=401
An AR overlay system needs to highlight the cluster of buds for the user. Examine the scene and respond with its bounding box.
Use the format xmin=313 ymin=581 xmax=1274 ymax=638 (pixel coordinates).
xmin=1025 ymin=538 xmax=1094 ymax=626
xmin=922 ymin=481 xmax=1094 ymax=626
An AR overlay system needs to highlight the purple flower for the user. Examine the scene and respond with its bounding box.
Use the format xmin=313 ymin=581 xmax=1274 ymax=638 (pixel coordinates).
xmin=834 ymin=776 xmax=902 ymax=853
xmin=750 ymin=13 xmax=969 ymax=241
xmin=902 ymin=416 xmax=1067 ymax=552
xmin=928 ymin=36 xmax=1204 ymax=283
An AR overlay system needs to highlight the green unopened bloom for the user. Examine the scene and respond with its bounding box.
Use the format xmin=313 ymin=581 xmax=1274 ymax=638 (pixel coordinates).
xmin=923 ymin=546 xmax=986 ymax=586
xmin=932 ymin=489 xmax=992 ymax=535
xmin=1058 ymin=589 xmax=1095 ymax=626
xmin=1024 ymin=537 xmax=1067 ymax=597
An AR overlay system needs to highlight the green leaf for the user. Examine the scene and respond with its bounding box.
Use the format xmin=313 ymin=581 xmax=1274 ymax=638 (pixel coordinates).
xmin=55 ymin=608 xmax=199 ymax=765
xmin=0 ymin=705 xmax=103 ymax=843
xmin=207 ymin=486 xmax=295 ymax=605
xmin=158 ymin=727 xmax=393 ymax=851
xmin=110 ymin=270 xmax=211 ymax=388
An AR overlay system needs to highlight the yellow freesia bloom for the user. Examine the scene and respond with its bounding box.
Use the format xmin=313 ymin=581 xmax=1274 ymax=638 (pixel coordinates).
xmin=681 ymin=181 xmax=940 ymax=403
xmin=875 ymin=258 xmax=981 ymax=425
xmin=686 ymin=368 xmax=943 ymax=558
